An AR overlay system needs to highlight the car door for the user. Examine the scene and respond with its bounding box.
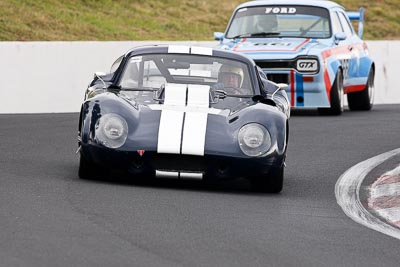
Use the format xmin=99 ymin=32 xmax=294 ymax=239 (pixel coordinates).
xmin=336 ymin=11 xmax=361 ymax=91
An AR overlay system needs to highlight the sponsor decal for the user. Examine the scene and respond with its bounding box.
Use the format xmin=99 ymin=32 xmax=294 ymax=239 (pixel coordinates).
xmin=296 ymin=59 xmax=318 ymax=72
xmin=254 ymin=42 xmax=291 ymax=47
xmin=233 ymin=38 xmax=311 ymax=53
xmin=265 ymin=7 xmax=296 ymax=14
xmin=137 ymin=150 xmax=145 ymax=156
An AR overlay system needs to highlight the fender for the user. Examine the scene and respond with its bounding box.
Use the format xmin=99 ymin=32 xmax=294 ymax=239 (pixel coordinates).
xmin=322 ymin=56 xmax=342 ymax=98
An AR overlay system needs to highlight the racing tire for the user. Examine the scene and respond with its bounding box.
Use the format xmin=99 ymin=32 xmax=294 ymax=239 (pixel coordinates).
xmin=251 ymin=166 xmax=284 ymax=193
xmin=347 ymin=70 xmax=374 ymax=111
xmin=78 ymin=154 xmax=106 ymax=180
xmin=318 ymin=71 xmax=344 ymax=116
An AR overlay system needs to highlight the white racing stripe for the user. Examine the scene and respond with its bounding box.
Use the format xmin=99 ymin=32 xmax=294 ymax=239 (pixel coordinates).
xmin=156 ymin=170 xmax=179 ymax=178
xmin=335 ymin=148 xmax=400 ymax=240
xmin=181 ymin=84 xmax=210 ymax=156
xmin=149 ymin=105 xmax=222 ymax=115
xmin=186 ymin=84 xmax=210 ymax=108
xmin=156 ymin=170 xmax=203 ymax=180
xmin=157 ymin=110 xmax=184 ymax=154
xmin=181 ymin=112 xmax=208 ymax=156
xmin=168 ymin=45 xmax=190 ymax=54
xmin=163 ymin=83 xmax=187 ymax=106
xmin=168 ymin=45 xmax=213 ymax=56
xmin=190 ymin=46 xmax=213 ymax=56
xmin=157 ymin=83 xmax=186 ymax=154
xmin=180 ymin=172 xmax=203 ymax=180
xmin=155 ymin=83 xmax=214 ymax=156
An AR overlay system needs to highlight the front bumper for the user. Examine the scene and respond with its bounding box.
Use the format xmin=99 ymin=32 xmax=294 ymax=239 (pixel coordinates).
xmin=266 ymin=69 xmax=330 ymax=108
xmin=81 ymin=145 xmax=285 ymax=180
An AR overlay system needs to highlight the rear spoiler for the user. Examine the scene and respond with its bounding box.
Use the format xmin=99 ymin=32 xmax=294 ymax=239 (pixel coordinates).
xmin=346 ymin=7 xmax=364 ymax=39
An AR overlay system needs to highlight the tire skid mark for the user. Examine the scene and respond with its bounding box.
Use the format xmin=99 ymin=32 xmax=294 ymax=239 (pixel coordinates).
xmin=335 ymin=148 xmax=400 ymax=240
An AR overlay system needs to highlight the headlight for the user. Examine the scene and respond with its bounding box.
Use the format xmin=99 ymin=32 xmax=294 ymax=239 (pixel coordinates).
xmin=95 ymin=113 xmax=128 ymax=148
xmin=295 ymin=58 xmax=319 ymax=73
xmin=238 ymin=123 xmax=271 ymax=157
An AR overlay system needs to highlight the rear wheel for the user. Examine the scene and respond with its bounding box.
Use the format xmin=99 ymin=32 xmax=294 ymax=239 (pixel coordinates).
xmin=348 ymin=70 xmax=374 ymax=111
xmin=318 ymin=71 xmax=344 ymax=116
xmin=251 ymin=166 xmax=284 ymax=193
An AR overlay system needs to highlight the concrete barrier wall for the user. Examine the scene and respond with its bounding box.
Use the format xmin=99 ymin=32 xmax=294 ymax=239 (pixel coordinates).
xmin=0 ymin=41 xmax=398 ymax=114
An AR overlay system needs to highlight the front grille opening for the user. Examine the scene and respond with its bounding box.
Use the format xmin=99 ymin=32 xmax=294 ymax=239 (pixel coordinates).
xmin=255 ymin=61 xmax=292 ymax=69
xmin=267 ymin=74 xmax=289 ymax=84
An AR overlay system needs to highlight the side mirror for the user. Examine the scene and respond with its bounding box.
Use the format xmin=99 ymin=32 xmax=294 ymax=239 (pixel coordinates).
xmin=334 ymin=32 xmax=347 ymax=44
xmin=94 ymin=72 xmax=107 ymax=89
xmin=214 ymin=32 xmax=224 ymax=41
xmin=276 ymin=83 xmax=288 ymax=91
xmin=94 ymin=71 xmax=106 ymax=79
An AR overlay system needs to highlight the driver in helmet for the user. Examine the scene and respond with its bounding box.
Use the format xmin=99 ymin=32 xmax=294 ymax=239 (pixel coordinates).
xmin=212 ymin=65 xmax=245 ymax=94
xmin=219 ymin=65 xmax=244 ymax=88
xmin=253 ymin=14 xmax=278 ymax=33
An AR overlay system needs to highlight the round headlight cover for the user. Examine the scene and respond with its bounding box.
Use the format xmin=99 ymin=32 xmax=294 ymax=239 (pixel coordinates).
xmin=238 ymin=123 xmax=271 ymax=157
xmin=95 ymin=113 xmax=128 ymax=148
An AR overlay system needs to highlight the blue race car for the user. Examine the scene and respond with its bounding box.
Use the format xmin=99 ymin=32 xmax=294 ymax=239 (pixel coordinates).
xmin=214 ymin=0 xmax=375 ymax=115
xmin=77 ymin=45 xmax=290 ymax=192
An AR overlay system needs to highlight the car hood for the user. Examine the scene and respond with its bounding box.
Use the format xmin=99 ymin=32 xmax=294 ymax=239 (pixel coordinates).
xmin=219 ymin=37 xmax=330 ymax=60
xmin=82 ymin=92 xmax=287 ymax=157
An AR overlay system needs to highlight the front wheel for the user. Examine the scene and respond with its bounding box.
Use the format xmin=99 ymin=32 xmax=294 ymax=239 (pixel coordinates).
xmin=78 ymin=154 xmax=106 ymax=180
xmin=347 ymin=70 xmax=374 ymax=111
xmin=318 ymin=71 xmax=344 ymax=116
xmin=250 ymin=167 xmax=284 ymax=193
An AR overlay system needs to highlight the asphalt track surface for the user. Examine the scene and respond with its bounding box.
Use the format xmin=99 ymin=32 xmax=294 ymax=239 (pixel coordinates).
xmin=1 ymin=104 xmax=400 ymax=267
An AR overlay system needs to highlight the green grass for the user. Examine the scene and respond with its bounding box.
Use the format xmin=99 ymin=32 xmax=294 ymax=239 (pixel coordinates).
xmin=0 ymin=0 xmax=398 ymax=41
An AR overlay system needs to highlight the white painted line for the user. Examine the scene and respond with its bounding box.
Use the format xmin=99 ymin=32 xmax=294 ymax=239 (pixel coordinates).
xmin=335 ymin=148 xmax=400 ymax=240
xmin=371 ymin=182 xmax=400 ymax=199
xmin=376 ymin=206 xmax=400 ymax=222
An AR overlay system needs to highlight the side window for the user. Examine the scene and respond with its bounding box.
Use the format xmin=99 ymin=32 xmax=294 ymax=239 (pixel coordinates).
xmin=331 ymin=12 xmax=343 ymax=33
xmin=256 ymin=66 xmax=265 ymax=91
xmin=338 ymin=12 xmax=354 ymax=37
xmin=110 ymin=55 xmax=124 ymax=73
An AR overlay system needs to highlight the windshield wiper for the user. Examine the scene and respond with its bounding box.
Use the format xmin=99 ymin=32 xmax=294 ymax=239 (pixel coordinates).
xmin=214 ymin=90 xmax=252 ymax=99
xmin=107 ymin=85 xmax=157 ymax=92
xmin=229 ymin=32 xmax=281 ymax=39
xmin=248 ymin=32 xmax=281 ymax=37
xmin=229 ymin=34 xmax=250 ymax=39
xmin=120 ymin=88 xmax=158 ymax=92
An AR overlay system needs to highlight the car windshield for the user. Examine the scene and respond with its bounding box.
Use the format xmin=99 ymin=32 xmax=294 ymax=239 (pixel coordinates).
xmin=118 ymin=53 xmax=254 ymax=105
xmin=226 ymin=5 xmax=331 ymax=39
